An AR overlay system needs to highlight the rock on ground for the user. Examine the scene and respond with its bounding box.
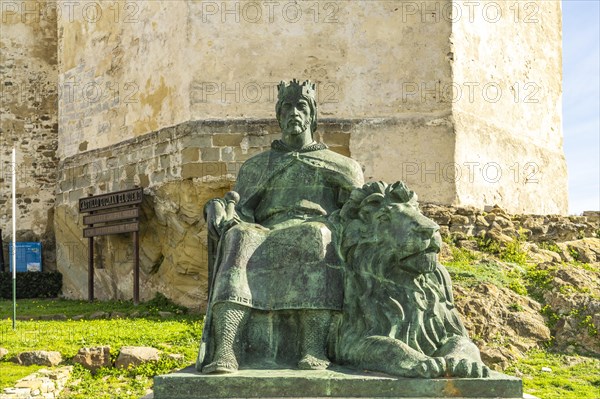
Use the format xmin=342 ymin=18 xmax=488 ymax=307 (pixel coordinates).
xmin=115 ymin=346 xmax=161 ymax=368
xmin=557 ymin=238 xmax=600 ymax=263
xmin=12 ymin=351 xmax=62 ymax=366
xmin=0 ymin=347 xmax=8 ymax=359
xmin=72 ymin=346 xmax=112 ymax=372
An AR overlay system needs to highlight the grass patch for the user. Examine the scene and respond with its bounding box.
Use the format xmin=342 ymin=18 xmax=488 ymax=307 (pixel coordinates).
xmin=445 ymin=259 xmax=509 ymax=287
xmin=0 ymin=298 xmax=203 ymax=394
xmin=0 ymin=318 xmax=202 ymax=361
xmin=62 ymin=363 xmax=152 ymax=399
xmin=444 ymin=245 xmax=527 ymax=295
xmin=476 ymin=231 xmax=529 ymax=266
xmin=0 ymin=363 xmax=43 ymax=388
xmin=62 ymin=356 xmax=190 ymax=399
xmin=505 ymin=349 xmax=600 ymax=399
xmin=0 ymin=293 xmax=189 ymax=319
xmin=522 ymin=264 xmax=557 ymax=303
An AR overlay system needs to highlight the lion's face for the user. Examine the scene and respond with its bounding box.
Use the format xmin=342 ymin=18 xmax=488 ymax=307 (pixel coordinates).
xmin=340 ymin=181 xmax=441 ymax=275
xmin=373 ymin=202 xmax=441 ymax=274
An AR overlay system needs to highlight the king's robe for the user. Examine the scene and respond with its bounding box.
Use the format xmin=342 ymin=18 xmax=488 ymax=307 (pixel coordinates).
xmin=197 ymin=140 xmax=363 ymax=368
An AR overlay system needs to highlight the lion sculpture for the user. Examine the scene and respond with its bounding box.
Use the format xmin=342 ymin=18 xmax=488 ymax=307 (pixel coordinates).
xmin=331 ymin=181 xmax=490 ymax=378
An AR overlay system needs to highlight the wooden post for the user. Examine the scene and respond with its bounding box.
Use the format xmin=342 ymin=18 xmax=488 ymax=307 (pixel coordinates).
xmin=0 ymin=229 xmax=4 ymax=272
xmin=88 ymin=236 xmax=94 ymax=302
xmin=79 ymin=188 xmax=143 ymax=305
xmin=133 ymin=230 xmax=139 ymax=305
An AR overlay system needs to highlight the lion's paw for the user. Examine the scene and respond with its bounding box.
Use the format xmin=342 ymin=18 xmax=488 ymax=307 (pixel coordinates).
xmin=446 ymin=357 xmax=490 ymax=378
xmin=415 ymin=356 xmax=446 ymax=378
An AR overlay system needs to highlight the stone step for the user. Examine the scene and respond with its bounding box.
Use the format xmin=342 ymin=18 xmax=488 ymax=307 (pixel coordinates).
xmin=153 ymin=366 xmax=523 ymax=399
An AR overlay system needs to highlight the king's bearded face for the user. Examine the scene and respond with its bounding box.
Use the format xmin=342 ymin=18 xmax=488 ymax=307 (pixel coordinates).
xmin=279 ymin=97 xmax=313 ymax=137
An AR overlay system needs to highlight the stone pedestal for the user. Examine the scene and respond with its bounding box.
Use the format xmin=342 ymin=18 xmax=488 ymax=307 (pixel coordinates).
xmin=153 ymin=366 xmax=522 ymax=399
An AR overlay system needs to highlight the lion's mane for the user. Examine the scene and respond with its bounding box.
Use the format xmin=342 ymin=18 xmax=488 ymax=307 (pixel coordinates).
xmin=334 ymin=182 xmax=467 ymax=362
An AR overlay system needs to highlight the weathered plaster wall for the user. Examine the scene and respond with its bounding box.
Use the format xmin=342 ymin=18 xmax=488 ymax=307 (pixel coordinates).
xmin=57 ymin=1 xmax=455 ymax=203
xmin=0 ymin=1 xmax=58 ymax=269
xmin=52 ymin=0 xmax=567 ymax=305
xmin=58 ymin=1 xmax=191 ymax=158
xmin=184 ymin=1 xmax=452 ymax=118
xmin=450 ymin=0 xmax=567 ymax=214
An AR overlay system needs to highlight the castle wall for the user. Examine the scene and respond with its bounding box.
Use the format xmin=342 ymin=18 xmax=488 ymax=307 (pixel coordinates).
xmin=57 ymin=0 xmax=456 ymax=199
xmin=57 ymin=1 xmax=191 ymax=159
xmin=51 ymin=0 xmax=567 ymax=305
xmin=54 ymin=0 xmax=458 ymax=304
xmin=0 ymin=0 xmax=58 ymax=270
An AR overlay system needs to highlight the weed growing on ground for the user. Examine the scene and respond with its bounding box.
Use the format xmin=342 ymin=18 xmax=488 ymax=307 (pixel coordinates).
xmin=475 ymin=229 xmax=529 ymax=266
xmin=505 ymin=349 xmax=600 ymax=399
xmin=145 ymin=293 xmax=188 ymax=315
xmin=62 ymin=364 xmax=151 ymax=399
xmin=501 ymin=238 xmax=529 ymax=266
xmin=523 ymin=265 xmax=556 ymax=303
xmin=540 ymin=305 xmax=561 ymax=330
xmin=0 ymin=363 xmax=43 ymax=388
xmin=0 ymin=298 xmax=203 ymax=392
xmin=508 ymin=303 xmax=524 ymax=312
xmin=568 ymin=247 xmax=582 ymax=262
xmin=538 ymin=242 xmax=562 ymax=254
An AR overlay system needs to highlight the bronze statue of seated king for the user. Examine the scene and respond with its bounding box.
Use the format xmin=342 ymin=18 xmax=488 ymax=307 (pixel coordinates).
xmin=197 ymin=79 xmax=489 ymax=379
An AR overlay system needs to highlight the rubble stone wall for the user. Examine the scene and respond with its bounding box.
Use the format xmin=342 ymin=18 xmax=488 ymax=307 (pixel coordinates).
xmin=0 ymin=0 xmax=59 ymax=270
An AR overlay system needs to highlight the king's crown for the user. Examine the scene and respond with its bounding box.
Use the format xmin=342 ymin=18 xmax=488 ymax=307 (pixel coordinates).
xmin=277 ymin=79 xmax=316 ymax=101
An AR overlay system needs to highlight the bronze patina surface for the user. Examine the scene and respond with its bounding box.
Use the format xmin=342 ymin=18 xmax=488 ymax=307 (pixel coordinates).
xmin=154 ymin=79 xmax=520 ymax=399
xmin=154 ymin=366 xmax=522 ymax=399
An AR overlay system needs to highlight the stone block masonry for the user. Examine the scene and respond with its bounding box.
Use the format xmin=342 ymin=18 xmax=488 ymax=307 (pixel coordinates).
xmin=1 ymin=366 xmax=72 ymax=399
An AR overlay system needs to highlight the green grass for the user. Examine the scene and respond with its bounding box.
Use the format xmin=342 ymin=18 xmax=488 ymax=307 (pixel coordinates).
xmin=538 ymin=241 xmax=562 ymax=254
xmin=61 ymin=357 xmax=188 ymax=399
xmin=0 ymin=298 xmax=203 ymax=395
xmin=0 ymin=294 xmax=190 ymax=319
xmin=444 ymin=246 xmax=528 ymax=295
xmin=0 ymin=318 xmax=203 ymax=357
xmin=0 ymin=363 xmax=43 ymax=389
xmin=506 ymin=349 xmax=600 ymax=399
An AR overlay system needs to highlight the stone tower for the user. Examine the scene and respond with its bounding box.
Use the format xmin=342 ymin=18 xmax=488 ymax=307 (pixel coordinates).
xmin=0 ymin=1 xmax=566 ymax=305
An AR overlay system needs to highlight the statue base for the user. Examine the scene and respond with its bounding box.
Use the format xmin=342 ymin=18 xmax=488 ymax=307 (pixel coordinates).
xmin=153 ymin=366 xmax=523 ymax=399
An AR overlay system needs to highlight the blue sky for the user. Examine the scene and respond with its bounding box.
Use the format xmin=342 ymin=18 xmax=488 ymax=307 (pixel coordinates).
xmin=563 ymin=1 xmax=600 ymax=214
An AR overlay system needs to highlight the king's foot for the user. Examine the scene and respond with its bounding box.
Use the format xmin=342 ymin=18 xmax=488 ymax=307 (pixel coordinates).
xmin=202 ymin=356 xmax=238 ymax=374
xmin=298 ymin=354 xmax=330 ymax=370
